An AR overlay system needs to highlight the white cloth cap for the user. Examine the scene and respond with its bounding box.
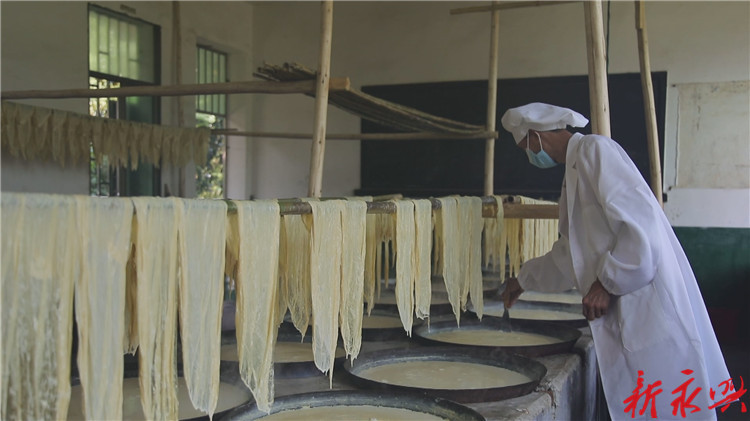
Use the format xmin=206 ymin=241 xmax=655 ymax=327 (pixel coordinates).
xmin=501 ymin=102 xmax=589 ymax=144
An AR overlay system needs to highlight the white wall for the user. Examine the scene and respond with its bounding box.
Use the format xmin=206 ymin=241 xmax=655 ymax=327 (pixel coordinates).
xmin=177 ymin=1 xmax=255 ymax=200
xmin=1 ymin=1 xmax=255 ymax=200
xmin=2 ymin=1 xmax=748 ymax=227
xmin=249 ymin=1 xmax=750 ymax=227
xmin=1 ymin=1 xmax=90 ymax=194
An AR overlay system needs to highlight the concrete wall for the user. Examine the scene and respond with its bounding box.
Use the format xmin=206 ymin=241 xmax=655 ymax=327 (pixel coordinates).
xmin=177 ymin=1 xmax=254 ymax=200
xmin=249 ymin=1 xmax=749 ymax=228
xmin=1 ymin=1 xmax=255 ymax=200
xmin=2 ymin=1 xmax=748 ymax=228
xmin=1 ymin=1 xmax=90 ymax=194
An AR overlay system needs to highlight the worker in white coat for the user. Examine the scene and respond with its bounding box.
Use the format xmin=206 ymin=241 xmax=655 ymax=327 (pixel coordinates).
xmin=500 ymin=103 xmax=731 ymax=420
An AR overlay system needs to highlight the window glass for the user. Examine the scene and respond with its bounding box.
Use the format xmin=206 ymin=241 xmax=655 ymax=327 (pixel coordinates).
xmin=195 ymin=45 xmax=228 ymax=199
xmin=88 ymin=6 xmax=160 ymax=197
xmin=196 ymin=46 xmax=227 ymax=116
xmin=88 ymin=6 xmax=156 ymax=83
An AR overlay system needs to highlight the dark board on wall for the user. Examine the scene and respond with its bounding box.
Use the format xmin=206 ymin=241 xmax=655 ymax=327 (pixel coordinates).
xmin=673 ymin=227 xmax=750 ymax=344
xmin=358 ymin=73 xmax=666 ymax=201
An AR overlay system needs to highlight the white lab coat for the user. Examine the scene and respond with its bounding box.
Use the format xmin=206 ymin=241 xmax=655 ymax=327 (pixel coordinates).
xmin=519 ymin=133 xmax=730 ymax=420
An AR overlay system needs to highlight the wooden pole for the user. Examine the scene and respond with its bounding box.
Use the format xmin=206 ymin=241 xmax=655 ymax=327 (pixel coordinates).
xmin=451 ymin=1 xmax=580 ymax=15
xmin=372 ymin=193 xmax=403 ymax=201
xmin=173 ymin=1 xmax=185 ymax=197
xmin=484 ymin=2 xmax=501 ymax=196
xmin=1 ymin=78 xmax=351 ymax=100
xmin=635 ymin=1 xmax=664 ymax=207
xmin=212 ymin=130 xmax=498 ymax=141
xmin=308 ymin=0 xmax=334 ymax=198
xmin=583 ymin=0 xmax=611 ymax=137
xmin=365 ymin=200 xmax=558 ymax=219
xmin=225 ymin=196 xmax=559 ymax=219
xmin=502 ymin=203 xmax=558 ymax=219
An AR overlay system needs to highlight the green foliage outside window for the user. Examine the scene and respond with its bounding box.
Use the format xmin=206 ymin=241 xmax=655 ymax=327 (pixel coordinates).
xmin=195 ymin=45 xmax=228 ymax=199
xmin=195 ymin=112 xmax=225 ymax=199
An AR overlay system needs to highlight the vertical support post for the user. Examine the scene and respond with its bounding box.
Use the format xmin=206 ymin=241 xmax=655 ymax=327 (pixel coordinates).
xmin=484 ymin=2 xmax=501 ymax=196
xmin=583 ymin=0 xmax=611 ymax=137
xmin=308 ymin=0 xmax=334 ymax=198
xmin=173 ymin=1 xmax=186 ymax=197
xmin=635 ymin=1 xmax=664 ymax=207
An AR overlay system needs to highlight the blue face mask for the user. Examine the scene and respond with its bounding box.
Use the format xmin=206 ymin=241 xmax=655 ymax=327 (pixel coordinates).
xmin=525 ymin=131 xmax=558 ymax=169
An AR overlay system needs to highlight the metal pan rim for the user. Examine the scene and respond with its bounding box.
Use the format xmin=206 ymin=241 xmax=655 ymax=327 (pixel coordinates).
xmin=220 ymin=389 xmax=486 ymax=421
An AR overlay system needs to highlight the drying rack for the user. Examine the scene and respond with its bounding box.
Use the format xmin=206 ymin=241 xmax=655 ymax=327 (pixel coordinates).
xmin=0 ymin=0 xmax=663 ymax=215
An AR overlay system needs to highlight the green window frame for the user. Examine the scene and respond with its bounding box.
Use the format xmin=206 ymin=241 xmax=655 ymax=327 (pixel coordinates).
xmin=88 ymin=5 xmax=157 ymax=83
xmin=88 ymin=5 xmax=161 ymax=197
xmin=196 ymin=45 xmax=227 ymax=115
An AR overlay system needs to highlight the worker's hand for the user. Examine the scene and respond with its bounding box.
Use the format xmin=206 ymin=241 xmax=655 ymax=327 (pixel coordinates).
xmin=582 ymin=280 xmax=612 ymax=321
xmin=501 ymin=277 xmax=524 ymax=308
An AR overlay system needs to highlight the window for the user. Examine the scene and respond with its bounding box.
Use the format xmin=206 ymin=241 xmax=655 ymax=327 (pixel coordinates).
xmin=88 ymin=5 xmax=160 ymax=197
xmin=88 ymin=7 xmax=156 ymax=83
xmin=195 ymin=45 xmax=228 ymax=199
xmin=88 ymin=77 xmax=120 ymax=196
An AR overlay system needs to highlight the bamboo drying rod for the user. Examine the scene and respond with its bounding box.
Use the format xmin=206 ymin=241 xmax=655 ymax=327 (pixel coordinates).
xmin=223 ymin=196 xmax=559 ymax=219
xmin=635 ymin=0 xmax=663 ymax=207
xmin=211 ymin=130 xmax=498 ymax=141
xmin=308 ymin=0 xmax=334 ymax=198
xmin=450 ymin=1 xmax=579 ymax=15
xmin=584 ymin=0 xmax=611 ymax=137
xmin=483 ymin=1 xmax=501 ymax=196
xmin=0 ymin=79 xmax=351 ymax=100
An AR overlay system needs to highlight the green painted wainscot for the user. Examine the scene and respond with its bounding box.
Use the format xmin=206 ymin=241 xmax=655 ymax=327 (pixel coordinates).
xmin=673 ymin=227 xmax=750 ymax=345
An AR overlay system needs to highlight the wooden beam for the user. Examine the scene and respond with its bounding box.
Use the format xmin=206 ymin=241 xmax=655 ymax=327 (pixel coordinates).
xmin=484 ymin=2 xmax=501 ymax=196
xmin=423 ymin=197 xmax=558 ymax=219
xmin=502 ymin=203 xmax=559 ymax=219
xmin=211 ymin=130 xmax=498 ymax=141
xmin=451 ymin=1 xmax=579 ymax=15
xmin=1 ymin=78 xmax=351 ymax=100
xmin=308 ymin=0 xmax=334 ymax=198
xmin=635 ymin=0 xmax=664 ymax=207
xmin=227 ymin=196 xmax=559 ymax=219
xmin=276 ymin=194 xmax=403 ymax=202
xmin=583 ymin=0 xmax=611 ymax=137
xmin=372 ymin=193 xmax=403 ymax=201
